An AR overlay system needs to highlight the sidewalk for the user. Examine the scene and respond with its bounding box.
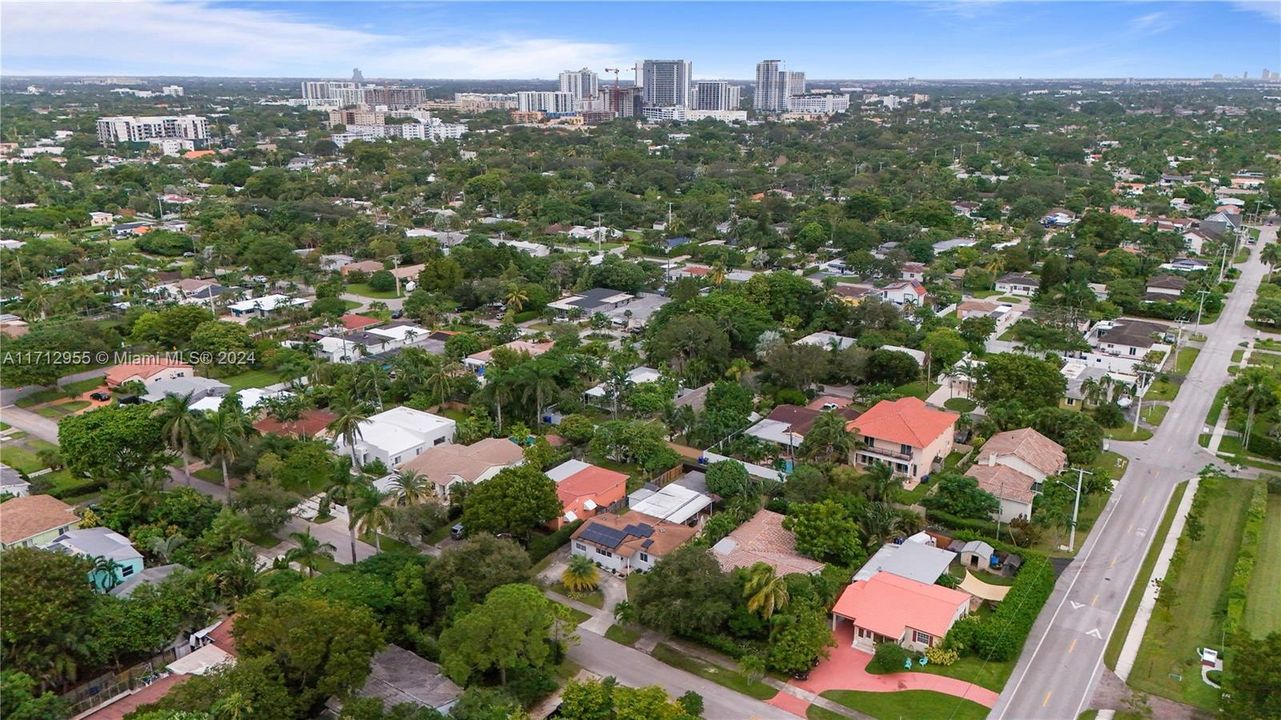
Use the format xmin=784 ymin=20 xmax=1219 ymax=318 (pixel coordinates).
xmin=1113 ymin=475 xmax=1200 ymax=681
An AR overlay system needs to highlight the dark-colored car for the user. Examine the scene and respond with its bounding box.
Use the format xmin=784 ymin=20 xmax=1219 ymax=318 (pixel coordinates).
xmin=90 ymin=391 xmax=111 ymax=401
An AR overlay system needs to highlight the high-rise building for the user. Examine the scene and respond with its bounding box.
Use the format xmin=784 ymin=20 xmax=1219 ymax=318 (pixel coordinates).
xmin=637 ymin=59 xmax=692 ymax=108
xmin=96 ymin=115 xmax=210 ymax=145
xmin=516 ymin=91 xmax=578 ymax=114
xmin=559 ymin=68 xmax=599 ymax=101
xmin=694 ymin=81 xmax=741 ymax=111
xmin=302 ymin=81 xmax=356 ymax=101
xmin=352 ymin=68 xmax=364 ymax=82
xmin=755 ymin=60 xmax=784 ymax=111
xmin=782 ymin=71 xmax=806 ymax=98
xmin=605 ymin=86 xmax=644 ymax=118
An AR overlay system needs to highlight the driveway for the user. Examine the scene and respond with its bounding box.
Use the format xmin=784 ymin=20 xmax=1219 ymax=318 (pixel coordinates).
xmin=768 ymin=624 xmax=998 ymax=716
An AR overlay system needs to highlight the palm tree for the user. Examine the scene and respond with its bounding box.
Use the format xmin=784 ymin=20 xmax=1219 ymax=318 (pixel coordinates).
xmin=350 ymin=487 xmax=394 ymax=553
xmin=603 ymin=363 xmax=634 ymax=419
xmin=504 ymin=283 xmax=529 ymax=318
xmin=797 ymin=411 xmax=853 ymax=462
xmin=613 ymin=599 xmax=637 ymax=626
xmin=859 ymin=502 xmax=904 ymax=551
xmin=153 ymin=392 xmax=201 ymax=484
xmin=327 ymin=396 xmax=370 ymax=468
xmin=864 ymin=463 xmax=900 ymax=503
xmin=561 ymin=554 xmax=600 ymax=594
xmin=519 ymin=363 xmax=560 ymax=427
xmin=1233 ymin=369 xmax=1275 ymax=451
xmin=284 ymin=530 xmax=335 ymax=578
xmin=201 ymin=402 xmax=250 ymax=500
xmin=354 ymin=363 xmax=387 ymax=408
xmin=485 ymin=373 xmax=516 ymax=433
xmin=90 ymin=555 xmax=124 ymax=592
xmin=387 ymin=469 xmax=429 ymax=506
xmin=1261 ymin=242 xmax=1281 ymax=281
xmin=426 ymin=358 xmax=462 ymax=405
xmin=20 ymin=280 xmax=54 ymax=320
xmin=743 ymin=563 xmax=789 ymax=620
xmin=147 ymin=534 xmax=186 ymax=564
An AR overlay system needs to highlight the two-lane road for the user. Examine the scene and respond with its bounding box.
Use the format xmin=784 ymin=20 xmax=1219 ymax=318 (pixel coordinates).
xmin=992 ymin=224 xmax=1274 ymax=719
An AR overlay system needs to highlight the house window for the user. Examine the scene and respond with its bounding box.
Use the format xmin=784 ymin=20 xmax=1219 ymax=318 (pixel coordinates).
xmin=575 ymin=542 xmax=586 ymax=551
xmin=1066 ymin=397 xmax=1075 ymax=405
xmin=913 ymin=629 xmax=931 ymax=645
xmin=1129 ymin=347 xmax=1137 ymax=356
xmin=121 ymin=565 xmax=135 ymax=578
xmin=434 ymin=437 xmax=446 ymax=445
xmin=639 ymin=552 xmax=649 ymax=562
xmin=596 ymin=548 xmax=613 ymax=558
xmin=900 ymin=443 xmax=913 ymax=455
xmin=393 ymin=456 xmax=401 ymax=465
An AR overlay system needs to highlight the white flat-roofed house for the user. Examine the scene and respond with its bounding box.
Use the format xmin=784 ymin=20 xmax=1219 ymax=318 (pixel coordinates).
xmin=795 ymin=331 xmax=857 ymax=351
xmin=332 ymin=406 xmax=457 ymax=468
xmin=227 ymin=294 xmax=310 ymax=318
xmin=584 ymin=366 xmax=662 ymax=405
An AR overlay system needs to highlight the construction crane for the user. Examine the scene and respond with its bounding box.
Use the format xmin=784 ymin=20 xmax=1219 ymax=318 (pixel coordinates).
xmin=603 ymin=67 xmax=622 ymax=88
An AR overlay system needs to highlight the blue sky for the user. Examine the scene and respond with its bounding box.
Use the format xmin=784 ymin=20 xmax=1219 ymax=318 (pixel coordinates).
xmin=3 ymin=1 xmax=1279 ymax=79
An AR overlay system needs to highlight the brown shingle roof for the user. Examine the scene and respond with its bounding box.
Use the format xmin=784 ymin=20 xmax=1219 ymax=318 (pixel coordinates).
xmin=977 ymin=428 xmax=1066 ymax=478
xmin=712 ymin=509 xmax=824 ymax=576
xmin=0 ymin=494 xmax=78 ymax=545
xmin=571 ymin=510 xmax=696 ymax=558
xmin=966 ymin=464 xmax=1037 ymax=505
xmin=398 ymin=438 xmax=524 ymax=488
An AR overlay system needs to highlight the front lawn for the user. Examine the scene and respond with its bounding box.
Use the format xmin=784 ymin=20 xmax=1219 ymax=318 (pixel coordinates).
xmin=1145 ymin=379 xmax=1179 ymax=402
xmin=345 ymin=283 xmax=403 ymax=299
xmin=16 ymin=387 xmax=69 ymax=407
xmin=0 ymin=445 xmax=44 ymax=474
xmin=1141 ymin=404 xmax=1169 ymax=427
xmin=551 ymin=601 xmax=592 ymax=625
xmin=223 ymin=369 xmax=281 ymax=391
xmin=605 ymin=624 xmax=642 ymax=646
xmin=818 ymin=689 xmax=990 ymax=720
xmin=1243 ymin=494 xmax=1281 ymax=636
xmin=551 ymin=582 xmax=605 ymax=608
xmin=42 ymin=470 xmax=102 ymax=499
xmin=650 ymin=643 xmax=777 ymax=700
xmin=893 ymin=381 xmax=940 ymax=401
xmin=944 ymin=397 xmax=977 ymax=412
xmin=360 ymin=532 xmax=417 ymax=554
xmin=1105 ymin=425 xmax=1153 ymax=442
xmin=1130 ymin=477 xmax=1255 ymax=711
xmin=1170 ymin=347 xmax=1200 ymax=375
xmin=912 ymin=653 xmax=1015 ymax=692
xmin=62 ymin=377 xmax=106 ymax=395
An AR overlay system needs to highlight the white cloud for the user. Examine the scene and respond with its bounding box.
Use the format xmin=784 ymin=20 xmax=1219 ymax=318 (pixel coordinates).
xmin=1131 ymin=11 xmax=1175 ymax=33
xmin=1230 ymin=0 xmax=1281 ymax=23
xmin=0 ymin=0 xmax=630 ymax=78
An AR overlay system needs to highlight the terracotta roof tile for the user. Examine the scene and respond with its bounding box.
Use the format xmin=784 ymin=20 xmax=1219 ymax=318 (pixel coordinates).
xmin=712 ymin=509 xmax=823 ymax=576
xmin=976 ymin=428 xmax=1066 ymax=478
xmin=965 ymin=463 xmax=1037 ymax=504
xmin=832 ymin=572 xmax=970 ymax=639
xmin=847 ymin=397 xmax=957 ymax=449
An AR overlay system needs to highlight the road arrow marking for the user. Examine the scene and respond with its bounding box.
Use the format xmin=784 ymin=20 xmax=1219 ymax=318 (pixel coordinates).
xmin=1086 ymin=628 xmax=1103 ymax=639
xmin=1070 ymin=601 xmax=1085 ymax=610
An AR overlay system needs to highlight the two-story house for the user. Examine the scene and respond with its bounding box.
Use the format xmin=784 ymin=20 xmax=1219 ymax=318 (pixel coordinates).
xmin=881 ymin=280 xmax=927 ymax=307
xmin=965 ymin=428 xmax=1066 ymax=522
xmin=846 ymin=397 xmax=957 ymax=488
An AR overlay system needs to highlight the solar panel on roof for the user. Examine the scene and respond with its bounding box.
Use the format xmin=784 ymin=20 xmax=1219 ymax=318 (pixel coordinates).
xmin=580 ymin=524 xmax=627 ymax=548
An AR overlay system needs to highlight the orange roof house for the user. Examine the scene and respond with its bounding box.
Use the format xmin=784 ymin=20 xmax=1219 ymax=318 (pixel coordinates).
xmin=847 ymin=397 xmax=957 ymax=487
xmin=712 ymin=509 xmax=824 ymax=576
xmin=253 ymin=408 xmax=338 ymax=439
xmin=340 ymin=314 xmax=383 ymax=331
xmin=105 ymin=359 xmax=193 ymax=389
xmin=832 ymin=571 xmax=971 ymax=651
xmin=570 ymin=510 xmax=697 ymax=575
xmin=546 ymin=459 xmax=628 ymax=529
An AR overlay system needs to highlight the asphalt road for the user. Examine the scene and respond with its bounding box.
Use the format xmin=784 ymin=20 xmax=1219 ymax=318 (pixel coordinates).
xmin=992 ymin=225 xmax=1273 ymax=720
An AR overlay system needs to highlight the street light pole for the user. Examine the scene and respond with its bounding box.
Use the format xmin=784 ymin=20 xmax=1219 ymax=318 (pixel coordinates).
xmin=1057 ymin=468 xmax=1092 ymax=553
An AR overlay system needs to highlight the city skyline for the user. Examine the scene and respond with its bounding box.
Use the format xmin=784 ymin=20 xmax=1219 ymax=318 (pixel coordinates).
xmin=2 ymin=1 xmax=1279 ymax=80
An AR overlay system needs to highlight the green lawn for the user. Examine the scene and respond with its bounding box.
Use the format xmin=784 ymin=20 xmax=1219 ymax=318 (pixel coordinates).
xmin=1106 ymin=482 xmax=1187 ymax=669
xmin=969 ymin=289 xmax=1001 ymax=298
xmin=360 ymin=532 xmax=417 ymax=554
xmin=41 ymin=470 xmax=99 ymax=498
xmin=818 ymin=689 xmax=990 ymax=720
xmin=1092 ymin=450 xmax=1130 ymax=483
xmin=605 ymin=624 xmax=642 ymax=646
xmin=0 ymin=445 xmax=44 ymax=474
xmin=551 ymin=601 xmax=592 ymax=625
xmin=15 ymin=387 xmax=69 ymax=408
xmin=437 ymin=407 xmax=469 ymax=422
xmin=35 ymin=400 xmax=90 ymax=419
xmin=1169 ymin=347 xmax=1200 ymax=375
xmin=345 ymin=283 xmax=403 ymax=299
xmin=649 ymin=643 xmax=777 ymax=700
xmin=552 ymin=582 xmax=605 ymax=608
xmin=1247 ymin=351 xmax=1281 ymax=370
xmin=223 ymin=369 xmax=281 ymax=391
xmin=894 ymin=381 xmax=940 ymax=401
xmin=1129 ymin=478 xmax=1255 ymax=710
xmin=1145 ymin=379 xmax=1179 ymax=402
xmin=424 ymin=523 xmax=452 ymax=545
xmin=915 ymin=654 xmax=1015 ymax=691
xmin=1141 ymin=404 xmax=1169 ymax=427
xmin=1105 ymin=425 xmax=1153 ymax=442
xmin=61 ymin=377 xmax=105 ymax=395
xmin=1204 ymin=386 xmax=1229 ymax=429
xmin=1231 ymin=349 xmax=1245 ymax=364
xmin=944 ymin=397 xmax=977 ymax=412
xmin=1243 ymin=494 xmax=1281 ymax=636
xmin=194 ymin=467 xmax=225 ymax=484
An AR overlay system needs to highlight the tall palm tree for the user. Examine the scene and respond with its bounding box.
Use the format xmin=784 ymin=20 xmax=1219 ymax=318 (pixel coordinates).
xmin=387 ymin=469 xmax=429 ymax=506
xmin=425 ymin=358 xmax=462 ymax=405
xmin=201 ymin=400 xmax=251 ymax=500
xmin=90 ymin=556 xmax=123 ymax=592
xmin=1234 ymin=369 xmax=1274 ymax=451
xmin=21 ymin=280 xmax=54 ymax=320
xmin=350 ymin=487 xmax=394 ymax=553
xmin=561 ymin=554 xmax=600 ymax=593
xmin=1261 ymin=242 xmax=1280 ymax=281
xmin=859 ymin=502 xmax=904 ymax=551
xmin=519 ymin=363 xmax=560 ymax=427
xmin=354 ymin=363 xmax=387 ymax=408
xmin=153 ymin=392 xmax=200 ymax=484
xmin=284 ymin=530 xmax=335 ymax=578
xmin=504 ymin=283 xmax=529 ymax=318
xmin=864 ymin=463 xmax=900 ymax=503
xmin=743 ymin=563 xmax=790 ymax=620
xmin=485 ymin=373 xmax=515 ymax=433
xmin=797 ymin=411 xmax=853 ymax=462
xmin=327 ymin=396 xmax=370 ymax=468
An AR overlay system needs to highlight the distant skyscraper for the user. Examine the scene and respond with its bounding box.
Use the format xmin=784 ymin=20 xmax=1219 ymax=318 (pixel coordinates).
xmin=755 ymin=60 xmax=784 ymax=111
xmin=782 ymin=71 xmax=806 ymax=98
xmin=559 ymin=68 xmax=599 ymax=101
xmin=352 ymin=68 xmax=364 ymax=82
xmin=516 ymin=91 xmax=577 ymax=114
xmin=694 ymin=81 xmax=740 ymax=111
xmin=637 ymin=59 xmax=692 ymax=108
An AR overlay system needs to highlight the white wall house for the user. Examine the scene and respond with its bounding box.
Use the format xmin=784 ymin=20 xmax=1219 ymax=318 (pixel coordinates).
xmin=332 ymin=407 xmax=456 ymax=468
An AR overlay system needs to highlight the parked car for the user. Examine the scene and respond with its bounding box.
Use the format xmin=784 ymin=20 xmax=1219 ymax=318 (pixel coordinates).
xmin=90 ymin=391 xmax=111 ymax=401
xmin=450 ymin=523 xmax=465 ymax=540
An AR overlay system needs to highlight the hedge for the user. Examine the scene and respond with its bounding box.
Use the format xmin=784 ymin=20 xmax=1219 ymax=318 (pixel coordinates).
xmin=1225 ymin=481 xmax=1268 ymax=634
xmin=527 ymin=520 xmax=582 ymax=564
xmin=946 ymin=553 xmax=1056 ymax=661
xmin=926 ymin=508 xmax=1000 ymax=536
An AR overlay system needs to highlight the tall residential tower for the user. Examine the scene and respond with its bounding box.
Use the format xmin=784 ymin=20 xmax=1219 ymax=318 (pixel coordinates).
xmin=637 ymin=59 xmax=692 ymax=108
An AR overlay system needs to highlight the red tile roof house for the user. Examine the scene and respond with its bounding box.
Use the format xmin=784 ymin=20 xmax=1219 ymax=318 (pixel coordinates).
xmin=545 ymin=459 xmax=629 ymax=530
xmin=831 ymin=571 xmax=971 ymax=652
xmin=846 ymin=397 xmax=957 ymax=489
xmin=965 ymin=428 xmax=1066 ymax=523
xmin=104 ymin=359 xmax=194 ymax=389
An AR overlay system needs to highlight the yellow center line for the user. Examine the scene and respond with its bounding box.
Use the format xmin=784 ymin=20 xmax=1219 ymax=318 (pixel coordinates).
xmin=1069 ymin=638 xmax=1078 ymax=654
xmin=1109 ymin=556 xmax=1118 ymax=569
xmin=1092 ymin=594 xmax=1099 ymax=607
xmin=1043 ymin=691 xmax=1053 ymax=707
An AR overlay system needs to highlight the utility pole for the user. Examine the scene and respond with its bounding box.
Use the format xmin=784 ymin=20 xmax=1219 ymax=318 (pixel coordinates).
xmin=1195 ymin=288 xmax=1212 ymax=327
xmin=1058 ymin=468 xmax=1092 ymax=553
xmin=1132 ymin=367 xmax=1152 ymax=434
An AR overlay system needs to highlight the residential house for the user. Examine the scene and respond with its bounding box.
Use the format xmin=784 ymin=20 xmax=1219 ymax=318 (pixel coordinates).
xmin=932 ymin=237 xmax=979 ymax=254
xmin=831 ymin=283 xmax=877 ymax=305
xmin=227 ymin=294 xmax=309 ymax=318
xmin=253 ymin=408 xmax=338 ymax=439
xmin=51 ymin=527 xmax=144 ymax=591
xmin=0 ymin=495 xmax=79 ymax=549
xmin=463 ymin=339 xmax=554 ymax=376
xmin=995 ymin=273 xmax=1040 ymax=297
xmin=0 ymin=313 xmax=29 ymax=338
xmin=90 ymin=211 xmax=114 ymax=226
xmin=852 ymin=538 xmax=957 ymax=585
xmin=192 ymin=388 xmax=287 ymax=414
xmin=1180 ymin=229 xmax=1212 ymax=255
xmin=1144 ymin=275 xmax=1187 ymax=302
xmin=832 ymin=572 xmax=971 ymax=652
xmin=320 ymin=254 xmax=354 ymax=271
xmin=105 ymin=359 xmax=194 ymax=390
xmin=340 ymin=313 xmax=383 ymax=331
xmin=584 ymin=366 xmax=662 ymax=406
xmin=847 ymin=397 xmax=957 ymax=487
xmin=547 ymin=287 xmax=636 ymax=317
xmin=900 ymin=262 xmax=927 ymax=282
xmin=951 ymin=201 xmax=979 ymax=218
xmin=1060 ymin=361 xmax=1136 ymax=410
xmin=331 ymin=645 xmax=462 ymax=716
xmin=795 ymin=330 xmax=857 ymax=351
xmin=966 ymin=428 xmax=1066 ymax=523
xmin=547 ymin=459 xmax=629 ymax=529
xmin=1 ymin=464 xmax=31 ymax=497
xmin=340 ymin=259 xmax=387 ymax=276
xmin=332 ymin=407 xmax=457 ymax=468
xmin=881 ymin=280 xmax=927 ymax=307
xmin=396 ymin=437 xmax=525 ymax=502
xmin=112 ymin=564 xmax=185 ymax=598
xmin=570 ymin=510 xmax=698 ymax=575
xmin=1159 ymin=257 xmax=1211 ymax=274
xmin=1085 ymin=318 xmax=1170 ymax=359
xmin=745 ymin=404 xmax=861 ymax=455
xmin=1041 ymin=208 xmax=1077 ymax=227
xmin=1201 ymin=211 xmax=1238 ymax=239
xmin=490 ymin=238 xmax=551 ymax=257
xmin=628 ymin=480 xmax=714 ymax=525
xmin=141 ymin=376 xmax=230 ymax=404
xmin=712 ymin=509 xmax=823 ymax=576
